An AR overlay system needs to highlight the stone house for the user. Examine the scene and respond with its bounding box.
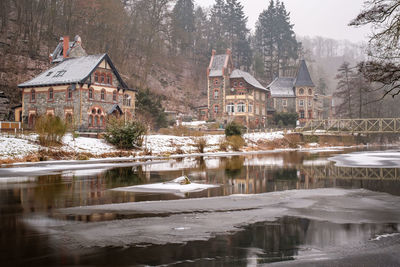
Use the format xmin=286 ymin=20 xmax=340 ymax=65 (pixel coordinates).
xmin=18 ymin=36 xmax=136 ymax=131
xmin=267 ymin=60 xmax=322 ymax=124
xmin=207 ymin=49 xmax=269 ymax=128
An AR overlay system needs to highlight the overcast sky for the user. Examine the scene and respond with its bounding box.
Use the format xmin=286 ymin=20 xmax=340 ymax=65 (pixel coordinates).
xmin=197 ymin=0 xmax=371 ymax=43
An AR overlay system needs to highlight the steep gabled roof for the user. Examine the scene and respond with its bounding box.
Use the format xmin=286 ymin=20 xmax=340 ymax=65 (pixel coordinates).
xmin=230 ymin=69 xmax=268 ymax=91
xmin=294 ymin=60 xmax=314 ymax=87
xmin=267 ymin=77 xmax=296 ymax=97
xmin=18 ymin=54 xmax=129 ymax=90
xmin=209 ymin=54 xmax=229 ymax=77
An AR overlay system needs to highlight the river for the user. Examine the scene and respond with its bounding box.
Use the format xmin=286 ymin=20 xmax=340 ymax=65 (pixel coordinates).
xmin=1 ymin=147 xmax=400 ymax=266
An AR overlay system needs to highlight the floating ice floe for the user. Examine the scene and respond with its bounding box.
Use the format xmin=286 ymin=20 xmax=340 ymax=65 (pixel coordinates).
xmin=329 ymin=150 xmax=400 ymax=168
xmin=112 ymin=176 xmax=219 ymax=193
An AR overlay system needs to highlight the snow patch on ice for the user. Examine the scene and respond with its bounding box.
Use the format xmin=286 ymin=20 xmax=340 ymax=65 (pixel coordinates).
xmin=329 ymin=150 xmax=400 ymax=168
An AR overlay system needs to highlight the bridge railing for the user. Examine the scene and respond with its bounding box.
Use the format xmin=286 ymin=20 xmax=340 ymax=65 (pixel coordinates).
xmin=298 ymin=118 xmax=400 ymax=134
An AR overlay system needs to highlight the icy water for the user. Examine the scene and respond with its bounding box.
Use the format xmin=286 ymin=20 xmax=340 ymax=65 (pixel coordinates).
xmin=1 ymin=148 xmax=400 ymax=266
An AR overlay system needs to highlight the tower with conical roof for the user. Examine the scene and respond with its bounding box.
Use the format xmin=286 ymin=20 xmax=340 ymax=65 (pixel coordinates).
xmin=294 ymin=60 xmax=316 ymax=123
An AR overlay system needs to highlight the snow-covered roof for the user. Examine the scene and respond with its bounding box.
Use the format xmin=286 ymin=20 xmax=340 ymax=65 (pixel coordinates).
xmin=294 ymin=60 xmax=315 ymax=87
xmin=18 ymin=54 xmax=129 ymax=89
xmin=267 ymin=77 xmax=296 ymax=97
xmin=209 ymin=54 xmax=228 ymax=77
xmin=230 ymin=69 xmax=268 ymax=91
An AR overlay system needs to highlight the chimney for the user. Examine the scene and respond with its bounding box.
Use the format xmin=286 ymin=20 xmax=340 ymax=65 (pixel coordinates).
xmin=226 ymin=48 xmax=231 ymax=55
xmin=211 ymin=49 xmax=216 ymax=56
xmin=63 ymin=36 xmax=69 ymax=59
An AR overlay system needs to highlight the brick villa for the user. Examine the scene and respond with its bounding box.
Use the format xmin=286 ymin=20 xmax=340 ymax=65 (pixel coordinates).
xmin=17 ymin=35 xmax=136 ymax=131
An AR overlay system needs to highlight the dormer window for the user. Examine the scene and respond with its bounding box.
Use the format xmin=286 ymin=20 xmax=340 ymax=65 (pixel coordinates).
xmin=299 ymin=88 xmax=304 ymax=95
xmin=308 ymin=88 xmax=313 ymax=95
xmin=46 ymin=72 xmax=53 ymax=77
xmin=53 ymin=70 xmax=66 ymax=77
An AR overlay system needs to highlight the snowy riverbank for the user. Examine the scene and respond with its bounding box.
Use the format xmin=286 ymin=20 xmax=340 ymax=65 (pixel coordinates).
xmin=0 ymin=131 xmax=286 ymax=162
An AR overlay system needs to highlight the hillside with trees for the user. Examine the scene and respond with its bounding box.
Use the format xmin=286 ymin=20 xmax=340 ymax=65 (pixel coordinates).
xmin=2 ymin=0 xmax=396 ymax=126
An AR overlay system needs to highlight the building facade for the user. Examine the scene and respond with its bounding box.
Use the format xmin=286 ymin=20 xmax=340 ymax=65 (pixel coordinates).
xmin=267 ymin=60 xmax=322 ymax=124
xmin=18 ymin=36 xmax=136 ymax=131
xmin=207 ymin=49 xmax=270 ymax=128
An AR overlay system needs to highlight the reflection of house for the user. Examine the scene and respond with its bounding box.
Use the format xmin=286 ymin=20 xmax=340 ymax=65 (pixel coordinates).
xmin=207 ymin=49 xmax=270 ymax=128
xmin=267 ymin=60 xmax=322 ymax=123
xmin=17 ymin=35 xmax=136 ymax=130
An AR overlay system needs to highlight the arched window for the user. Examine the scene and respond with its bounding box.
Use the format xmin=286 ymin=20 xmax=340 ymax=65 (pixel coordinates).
xmin=97 ymin=109 xmax=102 ymax=115
xmin=239 ymin=82 xmax=243 ymax=87
xmin=31 ymin=89 xmax=36 ymax=102
xmin=308 ymin=88 xmax=313 ymax=95
xmin=92 ymin=108 xmax=96 ymax=114
xmin=214 ymin=79 xmax=219 ymax=86
xmin=95 ymin=116 xmax=99 ymax=127
xmin=100 ymin=116 xmax=104 ymax=127
xmin=67 ymin=86 xmax=73 ymax=100
xmin=299 ymin=88 xmax=304 ymax=95
xmin=113 ymin=90 xmax=117 ymax=102
xmin=226 ymin=102 xmax=235 ymax=113
xmin=48 ymin=88 xmax=53 ymax=101
xmin=237 ymin=102 xmax=246 ymax=112
xmin=94 ymin=72 xmax=99 ymax=82
xmin=88 ymin=88 xmax=94 ymax=99
xmin=214 ymin=89 xmax=219 ymax=99
xmin=101 ymin=89 xmax=105 ymax=101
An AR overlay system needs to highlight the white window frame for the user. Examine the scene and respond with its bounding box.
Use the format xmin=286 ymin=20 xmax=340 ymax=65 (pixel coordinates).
xmin=226 ymin=103 xmax=235 ymax=113
xmin=248 ymin=103 xmax=253 ymax=113
xmin=237 ymin=102 xmax=246 ymax=113
xmin=299 ymin=99 xmax=304 ymax=107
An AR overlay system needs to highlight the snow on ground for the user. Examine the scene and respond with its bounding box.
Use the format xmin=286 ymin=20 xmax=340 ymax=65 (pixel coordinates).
xmin=0 ymin=130 xmax=297 ymax=162
xmin=181 ymin=121 xmax=207 ymax=127
xmin=0 ymin=134 xmax=39 ymax=159
xmin=61 ymin=134 xmax=117 ymax=155
xmin=329 ymin=150 xmax=400 ymax=168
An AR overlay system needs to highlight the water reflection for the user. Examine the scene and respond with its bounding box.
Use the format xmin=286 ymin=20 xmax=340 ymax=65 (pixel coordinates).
xmin=58 ymin=217 xmax=399 ymax=266
xmin=1 ymin=150 xmax=400 ymax=265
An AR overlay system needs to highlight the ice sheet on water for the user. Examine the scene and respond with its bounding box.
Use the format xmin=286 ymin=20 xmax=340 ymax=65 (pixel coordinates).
xmin=329 ymin=150 xmax=400 ymax=168
xmin=24 ymin=188 xmax=400 ymax=249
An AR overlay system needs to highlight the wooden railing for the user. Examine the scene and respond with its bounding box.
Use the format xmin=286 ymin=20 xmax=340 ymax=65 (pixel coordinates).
xmin=298 ymin=118 xmax=400 ymax=134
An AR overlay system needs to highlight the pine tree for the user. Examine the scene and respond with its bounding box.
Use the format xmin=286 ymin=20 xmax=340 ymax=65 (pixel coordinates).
xmin=334 ymin=62 xmax=355 ymax=118
xmin=255 ymin=0 xmax=299 ymax=81
xmin=171 ymin=0 xmax=195 ymax=55
xmin=209 ymin=0 xmax=227 ymax=53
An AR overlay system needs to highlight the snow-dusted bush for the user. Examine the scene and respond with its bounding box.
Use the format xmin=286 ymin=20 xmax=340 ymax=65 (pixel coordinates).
xmin=104 ymin=118 xmax=146 ymax=149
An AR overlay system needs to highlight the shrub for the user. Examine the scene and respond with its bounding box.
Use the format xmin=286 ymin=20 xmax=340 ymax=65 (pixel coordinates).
xmin=273 ymin=112 xmax=298 ymax=127
xmin=227 ymin=135 xmax=246 ymax=151
xmin=194 ymin=137 xmax=207 ymax=153
xmin=104 ymin=118 xmax=147 ymax=149
xmin=225 ymin=121 xmax=244 ymax=137
xmin=35 ymin=115 xmax=67 ymax=146
xmin=219 ymin=137 xmax=229 ymax=151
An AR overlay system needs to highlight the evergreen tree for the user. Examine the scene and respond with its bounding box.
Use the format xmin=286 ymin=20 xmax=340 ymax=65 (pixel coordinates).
xmin=209 ymin=0 xmax=227 ymax=53
xmin=334 ymin=62 xmax=355 ymax=118
xmin=171 ymin=0 xmax=195 ymax=55
xmin=255 ymin=0 xmax=299 ymax=81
